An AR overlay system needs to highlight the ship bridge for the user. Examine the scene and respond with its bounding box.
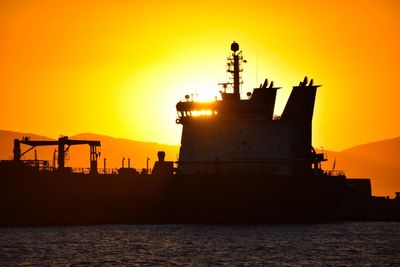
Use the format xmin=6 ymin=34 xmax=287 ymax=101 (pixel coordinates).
xmin=176 ymin=77 xmax=281 ymax=124
xmin=176 ymin=42 xmax=324 ymax=176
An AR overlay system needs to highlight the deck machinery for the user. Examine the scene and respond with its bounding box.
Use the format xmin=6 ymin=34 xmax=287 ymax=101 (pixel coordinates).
xmin=13 ymin=136 xmax=101 ymax=174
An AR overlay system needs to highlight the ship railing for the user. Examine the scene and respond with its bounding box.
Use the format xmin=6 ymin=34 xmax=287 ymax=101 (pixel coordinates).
xmin=70 ymin=168 xmax=139 ymax=175
xmin=100 ymin=168 xmax=120 ymax=175
xmin=58 ymin=167 xmax=149 ymax=175
xmin=102 ymin=167 xmax=150 ymax=175
xmin=71 ymin=168 xmax=91 ymax=174
xmin=64 ymin=167 xmax=144 ymax=175
xmin=19 ymin=160 xmax=55 ymax=172
xmin=324 ymin=170 xmax=346 ymax=176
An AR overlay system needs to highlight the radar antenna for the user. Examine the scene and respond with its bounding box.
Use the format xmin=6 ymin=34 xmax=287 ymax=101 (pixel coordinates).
xmin=226 ymin=41 xmax=246 ymax=99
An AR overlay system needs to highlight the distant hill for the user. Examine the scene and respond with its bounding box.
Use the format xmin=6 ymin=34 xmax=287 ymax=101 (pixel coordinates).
xmin=342 ymin=137 xmax=400 ymax=167
xmin=0 ymin=130 xmax=55 ymax=161
xmin=1 ymin=129 xmax=399 ymax=196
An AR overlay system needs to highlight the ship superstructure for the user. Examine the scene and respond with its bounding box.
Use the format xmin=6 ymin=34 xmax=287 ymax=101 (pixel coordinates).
xmin=176 ymin=42 xmax=325 ymax=176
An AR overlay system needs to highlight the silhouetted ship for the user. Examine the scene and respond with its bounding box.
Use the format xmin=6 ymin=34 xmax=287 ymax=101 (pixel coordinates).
xmin=1 ymin=42 xmax=399 ymax=226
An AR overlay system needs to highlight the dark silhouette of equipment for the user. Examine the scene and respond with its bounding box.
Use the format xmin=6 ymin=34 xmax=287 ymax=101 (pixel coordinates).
xmin=219 ymin=41 xmax=246 ymax=100
xmin=152 ymin=151 xmax=174 ymax=175
xmin=13 ymin=136 xmax=101 ymax=174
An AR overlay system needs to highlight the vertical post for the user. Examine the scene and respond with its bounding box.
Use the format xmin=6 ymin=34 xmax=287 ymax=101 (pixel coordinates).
xmin=104 ymin=157 xmax=107 ymax=174
xmin=13 ymin=139 xmax=21 ymax=162
xmin=34 ymin=148 xmax=38 ymax=170
xmin=53 ymin=149 xmax=57 ymax=170
xmin=89 ymin=145 xmax=98 ymax=174
xmin=233 ymin=52 xmax=240 ymax=99
xmin=230 ymin=42 xmax=240 ymax=100
xmin=122 ymin=157 xmax=125 ymax=168
xmin=57 ymin=139 xmax=65 ymax=171
xmin=128 ymin=158 xmax=131 ymax=168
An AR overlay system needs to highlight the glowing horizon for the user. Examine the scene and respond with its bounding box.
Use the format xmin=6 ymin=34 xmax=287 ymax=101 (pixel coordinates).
xmin=0 ymin=0 xmax=399 ymax=150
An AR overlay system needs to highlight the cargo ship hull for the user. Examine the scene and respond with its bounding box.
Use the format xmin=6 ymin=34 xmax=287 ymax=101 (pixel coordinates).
xmin=0 ymin=171 xmax=347 ymax=226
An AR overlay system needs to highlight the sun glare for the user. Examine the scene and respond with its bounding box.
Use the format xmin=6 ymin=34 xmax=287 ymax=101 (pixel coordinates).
xmin=191 ymin=110 xmax=214 ymax=117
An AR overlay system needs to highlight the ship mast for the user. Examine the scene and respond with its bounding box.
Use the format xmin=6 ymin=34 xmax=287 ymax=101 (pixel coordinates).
xmin=227 ymin=41 xmax=245 ymax=100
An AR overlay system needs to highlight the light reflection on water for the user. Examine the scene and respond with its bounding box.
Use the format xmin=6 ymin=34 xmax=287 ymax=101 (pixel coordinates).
xmin=1 ymin=222 xmax=400 ymax=266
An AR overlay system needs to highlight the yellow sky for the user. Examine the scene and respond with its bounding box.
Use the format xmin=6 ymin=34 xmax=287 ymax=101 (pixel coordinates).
xmin=0 ymin=0 xmax=399 ymax=150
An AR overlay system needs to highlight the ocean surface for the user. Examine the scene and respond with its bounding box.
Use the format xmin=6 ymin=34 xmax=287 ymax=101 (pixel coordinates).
xmin=1 ymin=222 xmax=399 ymax=266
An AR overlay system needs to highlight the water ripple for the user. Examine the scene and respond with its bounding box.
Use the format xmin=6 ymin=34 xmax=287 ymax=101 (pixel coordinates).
xmin=0 ymin=222 xmax=400 ymax=266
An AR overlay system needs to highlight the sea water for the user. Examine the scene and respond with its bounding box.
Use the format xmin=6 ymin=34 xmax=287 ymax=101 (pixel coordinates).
xmin=1 ymin=222 xmax=399 ymax=266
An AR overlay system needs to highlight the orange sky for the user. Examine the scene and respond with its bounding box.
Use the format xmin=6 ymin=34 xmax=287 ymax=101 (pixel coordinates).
xmin=0 ymin=0 xmax=399 ymax=150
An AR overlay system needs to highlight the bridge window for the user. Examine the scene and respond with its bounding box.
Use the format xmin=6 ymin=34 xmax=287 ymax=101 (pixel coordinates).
xmin=191 ymin=110 xmax=213 ymax=117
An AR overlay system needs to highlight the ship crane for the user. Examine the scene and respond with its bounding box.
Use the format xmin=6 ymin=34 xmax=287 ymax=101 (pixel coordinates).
xmin=13 ymin=136 xmax=101 ymax=174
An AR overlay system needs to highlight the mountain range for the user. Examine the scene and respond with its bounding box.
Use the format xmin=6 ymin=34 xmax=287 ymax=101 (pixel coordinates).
xmin=1 ymin=130 xmax=398 ymax=197
xmin=319 ymin=137 xmax=400 ymax=197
